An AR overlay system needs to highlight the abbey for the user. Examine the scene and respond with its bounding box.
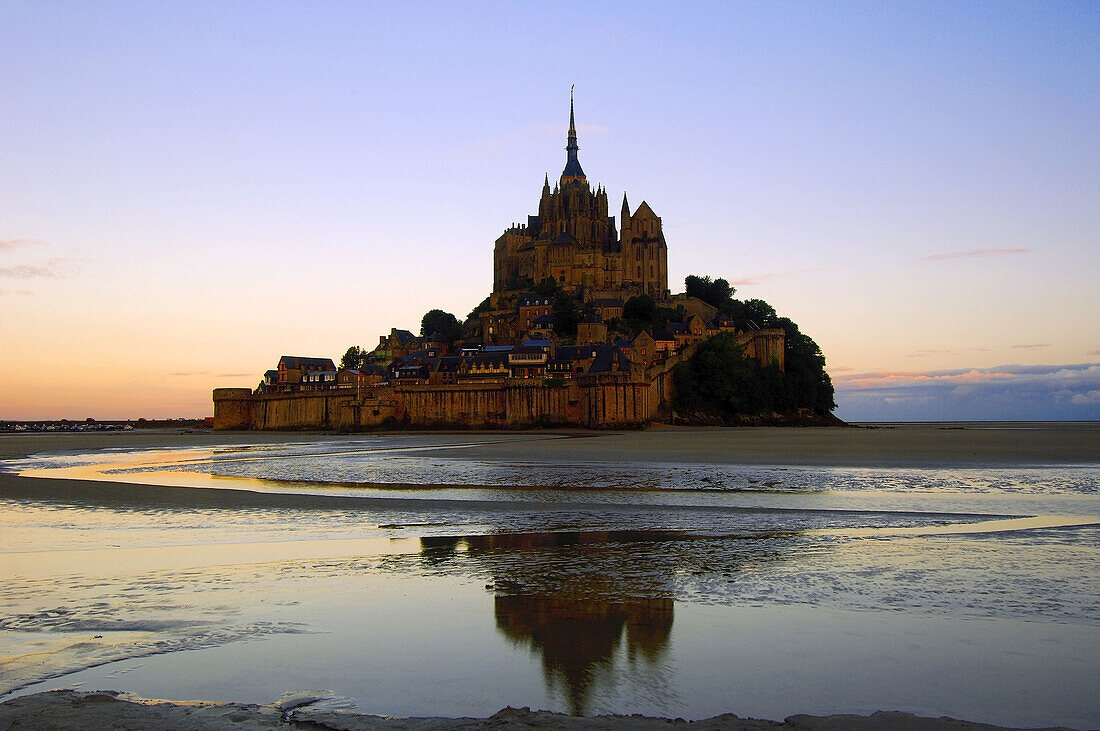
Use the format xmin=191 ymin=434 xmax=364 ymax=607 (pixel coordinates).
xmin=493 ymin=92 xmax=668 ymax=301
xmin=214 ymin=91 xmax=796 ymax=431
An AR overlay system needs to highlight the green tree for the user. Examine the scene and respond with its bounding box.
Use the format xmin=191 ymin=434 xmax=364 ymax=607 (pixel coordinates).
xmin=685 ymin=275 xmax=736 ymax=314
xmin=420 ymin=309 xmax=463 ymax=345
xmin=467 ymin=296 xmax=491 ymax=320
xmin=531 ymin=276 xmax=560 ymax=297
xmin=738 ymin=299 xmax=778 ymax=328
xmin=622 ymin=295 xmax=683 ymax=335
xmin=340 ymin=346 xmax=368 ymax=370
xmin=673 ymin=332 xmax=769 ymax=417
xmin=773 ymin=317 xmax=836 ymax=413
xmin=623 ymin=294 xmax=657 ymax=331
xmin=552 ymin=291 xmax=580 ymax=339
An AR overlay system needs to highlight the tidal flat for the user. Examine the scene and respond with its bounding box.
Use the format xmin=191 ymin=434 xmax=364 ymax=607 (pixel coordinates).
xmin=0 ymin=425 xmax=1097 ymax=728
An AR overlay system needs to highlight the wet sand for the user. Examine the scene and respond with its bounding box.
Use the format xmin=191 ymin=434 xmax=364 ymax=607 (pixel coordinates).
xmin=0 ymin=689 xmax=1066 ymax=730
xmin=2 ymin=426 xmax=1096 ymax=728
xmin=1 ymin=424 xmax=1096 ymax=529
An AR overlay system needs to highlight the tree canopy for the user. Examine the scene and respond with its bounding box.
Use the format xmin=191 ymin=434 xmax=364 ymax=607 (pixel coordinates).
xmin=621 ymin=294 xmax=686 ymax=336
xmin=675 ymin=274 xmax=836 ymax=417
xmin=420 ymin=309 xmax=463 ymax=344
xmin=685 ymin=275 xmax=736 ymax=314
xmin=339 ymin=346 xmax=369 ymax=371
xmin=552 ymin=291 xmax=580 ymax=339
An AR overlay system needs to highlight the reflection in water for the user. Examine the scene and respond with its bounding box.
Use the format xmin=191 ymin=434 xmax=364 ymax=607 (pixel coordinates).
xmin=495 ymin=593 xmax=673 ymax=715
xmin=421 ymin=531 xmax=692 ymax=714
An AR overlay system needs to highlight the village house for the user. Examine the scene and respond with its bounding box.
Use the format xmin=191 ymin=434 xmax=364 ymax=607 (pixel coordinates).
xmin=576 ymin=315 xmax=608 ymax=345
xmin=276 ymin=356 xmax=337 ymax=387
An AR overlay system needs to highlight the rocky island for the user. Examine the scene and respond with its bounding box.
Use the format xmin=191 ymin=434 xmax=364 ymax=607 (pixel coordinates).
xmin=214 ymin=93 xmax=834 ymax=430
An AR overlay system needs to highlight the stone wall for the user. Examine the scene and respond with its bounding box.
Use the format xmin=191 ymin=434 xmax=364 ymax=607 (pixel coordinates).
xmin=211 ymin=388 xmax=255 ymax=430
xmin=738 ymin=329 xmax=786 ymax=371
xmin=214 ymin=378 xmax=661 ymax=431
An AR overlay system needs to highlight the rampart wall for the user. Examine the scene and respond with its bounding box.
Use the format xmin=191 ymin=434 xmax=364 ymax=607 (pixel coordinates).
xmin=215 ymin=378 xmax=666 ymax=431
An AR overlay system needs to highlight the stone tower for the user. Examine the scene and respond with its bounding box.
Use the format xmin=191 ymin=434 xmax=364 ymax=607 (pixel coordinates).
xmin=493 ymin=90 xmax=668 ymax=301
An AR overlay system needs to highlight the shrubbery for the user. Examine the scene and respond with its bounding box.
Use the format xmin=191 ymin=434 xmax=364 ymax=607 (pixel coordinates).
xmin=675 ymin=275 xmax=836 ymax=418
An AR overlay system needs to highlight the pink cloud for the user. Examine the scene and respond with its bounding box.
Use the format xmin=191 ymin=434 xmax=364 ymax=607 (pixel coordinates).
xmin=921 ymin=248 xmax=1028 ymax=261
xmin=0 ymin=238 xmax=44 ymax=251
xmin=835 ymin=369 xmax=1016 ymax=390
xmin=0 ymin=258 xmax=76 ymax=279
xmin=1011 ymin=343 xmax=1050 ymax=350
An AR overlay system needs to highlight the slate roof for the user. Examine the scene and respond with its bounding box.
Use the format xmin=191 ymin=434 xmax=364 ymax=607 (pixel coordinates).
xmin=436 ymin=356 xmax=466 ymax=373
xmin=278 ymin=356 xmax=336 ymax=370
xmin=587 ymin=345 xmax=631 ymax=374
xmin=562 ymin=156 xmax=585 ymax=179
xmin=532 ymin=314 xmax=555 ymax=326
xmin=472 ymin=352 xmax=510 ymax=367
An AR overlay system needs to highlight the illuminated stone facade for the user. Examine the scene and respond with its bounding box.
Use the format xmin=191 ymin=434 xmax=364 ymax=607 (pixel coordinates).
xmin=493 ymin=92 xmax=668 ymax=301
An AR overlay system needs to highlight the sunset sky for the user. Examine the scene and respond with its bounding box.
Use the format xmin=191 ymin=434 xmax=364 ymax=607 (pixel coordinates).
xmin=2 ymin=1 xmax=1097 ymax=421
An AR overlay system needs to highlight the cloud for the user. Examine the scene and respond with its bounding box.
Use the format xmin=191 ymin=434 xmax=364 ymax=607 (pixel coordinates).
xmin=0 ymin=289 xmax=34 ymax=297
xmin=1071 ymin=391 xmax=1100 ymax=405
xmin=0 ymin=258 xmax=81 ymax=278
xmin=921 ymin=248 xmax=1029 ymax=261
xmin=1088 ymin=350 xmax=1100 ymax=356
xmin=834 ymin=363 xmax=1100 ymax=421
xmin=0 ymin=238 xmax=44 ymax=251
xmin=835 ymin=369 xmax=1017 ymax=390
xmin=907 ymin=349 xmax=953 ymax=358
xmin=1011 ymin=343 xmax=1050 ymax=350
xmin=729 ymin=267 xmax=826 ymax=286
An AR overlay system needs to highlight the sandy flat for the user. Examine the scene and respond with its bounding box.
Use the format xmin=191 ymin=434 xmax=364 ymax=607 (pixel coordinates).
xmin=1 ymin=424 xmax=1096 ymax=512
xmin=0 ymin=690 xmax=1068 ymax=730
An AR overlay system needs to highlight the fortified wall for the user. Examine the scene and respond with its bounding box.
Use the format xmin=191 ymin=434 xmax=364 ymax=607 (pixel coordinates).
xmin=214 ymin=377 xmax=661 ymax=431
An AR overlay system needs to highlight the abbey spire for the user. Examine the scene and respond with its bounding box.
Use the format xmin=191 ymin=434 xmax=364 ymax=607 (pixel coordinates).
xmin=561 ymin=86 xmax=586 ymax=184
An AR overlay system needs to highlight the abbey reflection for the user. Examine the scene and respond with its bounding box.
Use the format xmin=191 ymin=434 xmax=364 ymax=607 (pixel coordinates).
xmin=419 ymin=531 xmax=677 ymax=715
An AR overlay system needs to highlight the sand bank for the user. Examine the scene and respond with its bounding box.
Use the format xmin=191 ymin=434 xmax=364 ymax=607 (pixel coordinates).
xmin=2 ymin=424 xmax=1095 ymax=514
xmin=0 ymin=690 xmax=1066 ymax=730
xmin=3 ymin=423 xmax=1098 ymax=470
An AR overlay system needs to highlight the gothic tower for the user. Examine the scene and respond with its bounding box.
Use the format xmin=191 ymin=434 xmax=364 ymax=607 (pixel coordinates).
xmin=493 ymin=90 xmax=667 ymax=300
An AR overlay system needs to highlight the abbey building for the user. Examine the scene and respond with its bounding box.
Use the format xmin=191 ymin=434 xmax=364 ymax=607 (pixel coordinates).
xmin=493 ymin=92 xmax=669 ymax=301
xmin=214 ymin=91 xmax=790 ymax=431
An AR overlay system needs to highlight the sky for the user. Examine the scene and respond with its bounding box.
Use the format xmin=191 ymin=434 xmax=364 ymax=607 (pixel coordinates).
xmin=1 ymin=1 xmax=1097 ymax=421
